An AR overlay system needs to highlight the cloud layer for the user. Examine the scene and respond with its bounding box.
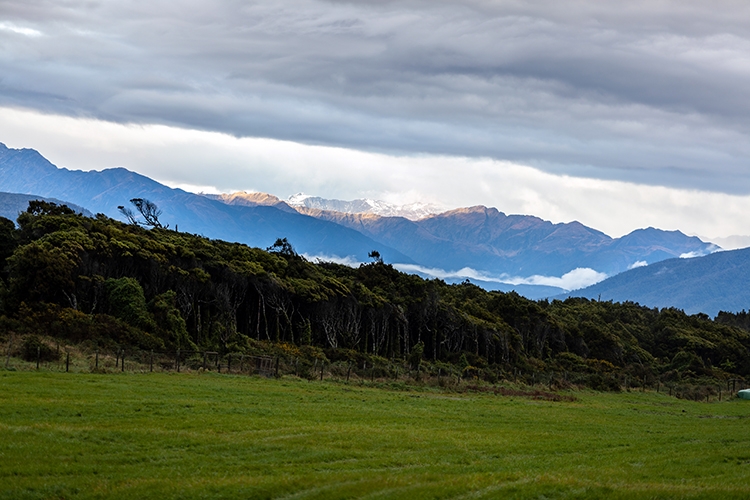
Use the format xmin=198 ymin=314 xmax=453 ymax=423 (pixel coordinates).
xmin=4 ymin=106 xmax=750 ymax=242
xmin=3 ymin=1 xmax=750 ymax=193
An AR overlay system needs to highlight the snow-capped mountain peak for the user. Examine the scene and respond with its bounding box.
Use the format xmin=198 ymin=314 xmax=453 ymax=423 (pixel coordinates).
xmin=286 ymin=194 xmax=443 ymax=220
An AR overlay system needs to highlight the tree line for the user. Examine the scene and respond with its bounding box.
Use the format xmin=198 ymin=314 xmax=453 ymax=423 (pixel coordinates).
xmin=2 ymin=200 xmax=750 ymax=389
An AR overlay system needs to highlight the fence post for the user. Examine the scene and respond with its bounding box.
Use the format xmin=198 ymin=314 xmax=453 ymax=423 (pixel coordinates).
xmin=5 ymin=334 xmax=12 ymax=369
xmin=121 ymin=350 xmax=125 ymax=372
xmin=203 ymin=352 xmax=207 ymax=371
xmin=66 ymin=352 xmax=70 ymax=372
xmin=228 ymin=355 xmax=231 ymax=373
xmin=320 ymin=362 xmax=324 ymax=381
xmin=346 ymin=363 xmax=351 ymax=382
xmin=95 ymin=350 xmax=99 ymax=370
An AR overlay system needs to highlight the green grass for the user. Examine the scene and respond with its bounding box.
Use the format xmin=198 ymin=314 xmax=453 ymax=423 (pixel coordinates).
xmin=1 ymin=372 xmax=750 ymax=499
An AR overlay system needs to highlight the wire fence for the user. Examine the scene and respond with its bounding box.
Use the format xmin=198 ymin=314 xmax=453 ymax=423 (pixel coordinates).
xmin=2 ymin=339 xmax=396 ymax=382
xmin=14 ymin=346 xmax=287 ymax=378
xmin=2 ymin=336 xmax=746 ymax=402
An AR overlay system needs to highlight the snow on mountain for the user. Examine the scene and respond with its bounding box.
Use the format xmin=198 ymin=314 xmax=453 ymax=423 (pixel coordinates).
xmin=287 ymin=193 xmax=443 ymax=220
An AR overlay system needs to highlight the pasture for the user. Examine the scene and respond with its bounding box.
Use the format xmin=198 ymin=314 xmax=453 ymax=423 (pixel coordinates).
xmin=1 ymin=371 xmax=750 ymax=499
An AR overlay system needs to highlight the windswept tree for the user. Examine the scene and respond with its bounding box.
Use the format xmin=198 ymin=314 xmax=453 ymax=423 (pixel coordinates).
xmin=118 ymin=198 xmax=167 ymax=228
xmin=117 ymin=204 xmax=140 ymax=226
xmin=267 ymin=237 xmax=296 ymax=257
xmin=368 ymin=250 xmax=383 ymax=264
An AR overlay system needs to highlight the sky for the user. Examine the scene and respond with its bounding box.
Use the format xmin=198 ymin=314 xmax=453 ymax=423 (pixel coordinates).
xmin=1 ymin=0 xmax=750 ymax=244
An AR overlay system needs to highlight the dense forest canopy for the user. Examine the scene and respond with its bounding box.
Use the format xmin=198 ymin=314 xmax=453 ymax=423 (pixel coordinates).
xmin=2 ymin=201 xmax=750 ymax=388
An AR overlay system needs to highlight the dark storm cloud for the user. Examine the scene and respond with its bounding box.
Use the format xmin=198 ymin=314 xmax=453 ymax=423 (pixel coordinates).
xmin=2 ymin=0 xmax=750 ymax=192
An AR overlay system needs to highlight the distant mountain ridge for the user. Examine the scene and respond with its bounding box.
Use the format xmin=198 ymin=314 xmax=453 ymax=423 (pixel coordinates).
xmin=564 ymin=248 xmax=750 ymax=316
xmin=203 ymin=192 xmax=297 ymax=213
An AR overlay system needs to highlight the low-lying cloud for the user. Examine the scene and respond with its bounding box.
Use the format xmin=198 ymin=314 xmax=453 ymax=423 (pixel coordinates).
xmin=302 ymin=254 xmax=362 ymax=268
xmin=393 ymin=264 xmax=607 ymax=292
xmin=680 ymin=244 xmax=721 ymax=259
xmin=514 ymin=268 xmax=609 ymax=291
xmin=298 ymin=256 xmax=607 ymax=291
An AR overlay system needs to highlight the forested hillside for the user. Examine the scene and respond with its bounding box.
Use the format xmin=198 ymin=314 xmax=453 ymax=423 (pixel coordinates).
xmin=2 ymin=201 xmax=749 ymax=390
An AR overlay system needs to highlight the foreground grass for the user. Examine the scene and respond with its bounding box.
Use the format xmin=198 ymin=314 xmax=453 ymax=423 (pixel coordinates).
xmin=1 ymin=372 xmax=750 ymax=499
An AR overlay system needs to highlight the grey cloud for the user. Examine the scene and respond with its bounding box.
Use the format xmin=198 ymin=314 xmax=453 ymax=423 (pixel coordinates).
xmin=2 ymin=0 xmax=750 ymax=191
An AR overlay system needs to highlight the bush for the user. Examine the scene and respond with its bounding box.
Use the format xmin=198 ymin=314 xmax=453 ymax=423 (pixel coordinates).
xmin=556 ymin=352 xmax=588 ymax=372
xmin=21 ymin=336 xmax=59 ymax=362
xmin=588 ymin=373 xmax=621 ymax=392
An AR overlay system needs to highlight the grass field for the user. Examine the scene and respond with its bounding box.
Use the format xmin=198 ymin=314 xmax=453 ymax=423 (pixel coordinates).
xmin=2 ymin=371 xmax=750 ymax=499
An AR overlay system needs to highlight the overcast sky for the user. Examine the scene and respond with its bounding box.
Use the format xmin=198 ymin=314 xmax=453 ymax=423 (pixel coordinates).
xmin=2 ymin=1 xmax=750 ymax=242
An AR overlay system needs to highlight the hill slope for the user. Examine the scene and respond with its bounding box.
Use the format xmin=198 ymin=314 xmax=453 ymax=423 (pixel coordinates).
xmin=566 ymin=248 xmax=750 ymax=316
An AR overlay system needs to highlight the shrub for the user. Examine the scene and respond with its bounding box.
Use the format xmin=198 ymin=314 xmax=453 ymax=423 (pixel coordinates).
xmin=21 ymin=336 xmax=59 ymax=362
xmin=588 ymin=373 xmax=621 ymax=392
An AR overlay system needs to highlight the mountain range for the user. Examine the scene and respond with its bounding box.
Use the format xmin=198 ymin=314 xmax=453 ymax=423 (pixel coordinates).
xmin=212 ymin=192 xmax=717 ymax=281
xmin=0 ymin=142 xmax=730 ymax=306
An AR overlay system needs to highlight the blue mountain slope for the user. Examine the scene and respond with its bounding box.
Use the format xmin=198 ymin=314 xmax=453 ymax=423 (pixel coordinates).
xmin=564 ymin=248 xmax=750 ymax=316
xmin=0 ymin=144 xmax=413 ymax=264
